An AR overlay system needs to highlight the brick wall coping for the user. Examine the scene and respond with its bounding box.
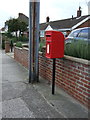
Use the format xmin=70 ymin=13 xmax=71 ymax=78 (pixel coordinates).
xmin=64 ymin=55 xmax=89 ymax=65
xmin=14 ymin=47 xmax=90 ymax=65
xmin=15 ymin=47 xmax=22 ymax=50
xmin=23 ymin=47 xmax=29 ymax=51
xmin=39 ymin=51 xmax=89 ymax=65
xmin=15 ymin=47 xmax=29 ymax=51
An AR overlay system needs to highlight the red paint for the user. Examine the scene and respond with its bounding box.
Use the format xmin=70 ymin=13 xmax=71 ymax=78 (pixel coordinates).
xmin=45 ymin=31 xmax=64 ymax=59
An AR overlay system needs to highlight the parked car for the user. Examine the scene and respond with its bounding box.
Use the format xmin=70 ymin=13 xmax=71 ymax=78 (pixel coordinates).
xmin=65 ymin=27 xmax=90 ymax=44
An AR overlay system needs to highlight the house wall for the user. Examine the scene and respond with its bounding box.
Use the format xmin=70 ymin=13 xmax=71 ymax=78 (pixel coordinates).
xmin=14 ymin=47 xmax=90 ymax=108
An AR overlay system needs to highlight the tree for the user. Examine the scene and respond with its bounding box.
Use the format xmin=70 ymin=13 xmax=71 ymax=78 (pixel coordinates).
xmin=6 ymin=18 xmax=20 ymax=37
xmin=5 ymin=18 xmax=28 ymax=37
xmin=19 ymin=21 xmax=28 ymax=36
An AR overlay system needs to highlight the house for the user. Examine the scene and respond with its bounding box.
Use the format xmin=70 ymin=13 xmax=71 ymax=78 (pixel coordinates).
xmin=18 ymin=13 xmax=29 ymax=25
xmin=0 ymin=26 xmax=8 ymax=34
xmin=18 ymin=13 xmax=29 ymax=37
xmin=40 ymin=7 xmax=90 ymax=40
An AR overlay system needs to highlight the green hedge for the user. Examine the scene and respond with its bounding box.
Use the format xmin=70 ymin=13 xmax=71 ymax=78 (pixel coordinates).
xmin=39 ymin=40 xmax=45 ymax=52
xmin=16 ymin=42 xmax=22 ymax=48
xmin=18 ymin=36 xmax=29 ymax=42
xmin=65 ymin=41 xmax=90 ymax=60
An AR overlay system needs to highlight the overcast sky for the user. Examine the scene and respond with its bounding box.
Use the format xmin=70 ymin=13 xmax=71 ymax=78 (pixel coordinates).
xmin=0 ymin=0 xmax=90 ymax=28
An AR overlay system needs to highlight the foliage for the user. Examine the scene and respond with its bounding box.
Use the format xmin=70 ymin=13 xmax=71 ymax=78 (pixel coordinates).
xmin=10 ymin=37 xmax=18 ymax=43
xmin=16 ymin=42 xmax=22 ymax=48
xmin=5 ymin=18 xmax=28 ymax=37
xmin=18 ymin=36 xmax=29 ymax=42
xmin=19 ymin=21 xmax=28 ymax=36
xmin=6 ymin=18 xmax=20 ymax=37
xmin=39 ymin=40 xmax=45 ymax=52
xmin=4 ymin=32 xmax=13 ymax=38
xmin=65 ymin=41 xmax=90 ymax=60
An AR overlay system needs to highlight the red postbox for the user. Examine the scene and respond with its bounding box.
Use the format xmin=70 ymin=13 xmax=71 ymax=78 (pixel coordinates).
xmin=45 ymin=30 xmax=64 ymax=59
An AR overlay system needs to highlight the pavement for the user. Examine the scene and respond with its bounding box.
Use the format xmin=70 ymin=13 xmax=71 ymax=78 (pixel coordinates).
xmin=0 ymin=47 xmax=89 ymax=119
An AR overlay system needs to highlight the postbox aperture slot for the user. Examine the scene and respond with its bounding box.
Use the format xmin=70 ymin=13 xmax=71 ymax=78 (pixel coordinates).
xmin=46 ymin=35 xmax=51 ymax=37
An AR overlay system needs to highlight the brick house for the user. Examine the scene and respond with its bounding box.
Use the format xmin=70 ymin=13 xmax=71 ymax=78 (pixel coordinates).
xmin=18 ymin=13 xmax=29 ymax=25
xmin=40 ymin=7 xmax=90 ymax=40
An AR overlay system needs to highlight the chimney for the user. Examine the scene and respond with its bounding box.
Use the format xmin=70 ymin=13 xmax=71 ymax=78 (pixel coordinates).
xmin=72 ymin=15 xmax=74 ymax=20
xmin=77 ymin=6 xmax=82 ymax=17
xmin=46 ymin=16 xmax=50 ymax=23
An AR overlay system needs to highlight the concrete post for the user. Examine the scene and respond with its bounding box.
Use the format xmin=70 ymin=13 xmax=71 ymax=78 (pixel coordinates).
xmin=29 ymin=0 xmax=40 ymax=83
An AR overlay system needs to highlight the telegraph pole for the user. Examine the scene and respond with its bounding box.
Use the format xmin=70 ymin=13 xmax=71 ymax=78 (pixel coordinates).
xmin=29 ymin=0 xmax=40 ymax=83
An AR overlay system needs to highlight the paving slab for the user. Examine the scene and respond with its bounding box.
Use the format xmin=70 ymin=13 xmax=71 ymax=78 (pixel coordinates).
xmin=2 ymin=98 xmax=35 ymax=118
xmin=21 ymin=84 xmax=64 ymax=118
xmin=33 ymin=78 xmax=88 ymax=118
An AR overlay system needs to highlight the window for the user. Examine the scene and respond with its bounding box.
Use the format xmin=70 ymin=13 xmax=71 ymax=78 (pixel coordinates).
xmin=78 ymin=29 xmax=88 ymax=39
xmin=40 ymin=30 xmax=45 ymax=37
xmin=69 ymin=29 xmax=80 ymax=37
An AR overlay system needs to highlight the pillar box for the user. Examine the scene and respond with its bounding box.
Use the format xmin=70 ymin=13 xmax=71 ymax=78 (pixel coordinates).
xmin=45 ymin=31 xmax=64 ymax=59
xmin=5 ymin=41 xmax=10 ymax=53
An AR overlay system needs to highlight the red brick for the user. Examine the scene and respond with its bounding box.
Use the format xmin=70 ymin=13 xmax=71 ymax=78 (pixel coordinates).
xmin=81 ymin=79 xmax=88 ymax=84
xmin=85 ymin=77 xmax=90 ymax=81
xmin=77 ymin=81 xmax=83 ymax=86
xmin=81 ymin=71 xmax=89 ymax=76
xmin=79 ymin=86 xmax=87 ymax=91
xmin=14 ymin=47 xmax=90 ymax=108
xmin=74 ymin=76 xmax=80 ymax=80
xmin=84 ymin=84 xmax=90 ymax=89
xmin=83 ymin=92 xmax=90 ymax=97
xmin=76 ymin=87 xmax=83 ymax=93
xmin=78 ymin=66 xmax=84 ymax=71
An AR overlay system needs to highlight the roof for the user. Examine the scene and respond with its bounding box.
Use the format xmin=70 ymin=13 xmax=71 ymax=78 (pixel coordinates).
xmin=40 ymin=23 xmax=48 ymax=30
xmin=40 ymin=15 xmax=90 ymax=30
xmin=18 ymin=13 xmax=29 ymax=25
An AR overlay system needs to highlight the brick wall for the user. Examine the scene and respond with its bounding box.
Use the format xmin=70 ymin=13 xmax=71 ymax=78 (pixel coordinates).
xmin=14 ymin=47 xmax=90 ymax=108
xmin=14 ymin=47 xmax=28 ymax=68
xmin=5 ymin=41 xmax=10 ymax=53
xmin=39 ymin=54 xmax=90 ymax=108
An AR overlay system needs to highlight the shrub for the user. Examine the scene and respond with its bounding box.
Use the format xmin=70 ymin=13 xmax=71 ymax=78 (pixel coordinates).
xmin=16 ymin=42 xmax=22 ymax=48
xmin=39 ymin=40 xmax=45 ymax=52
xmin=65 ymin=41 xmax=90 ymax=60
xmin=11 ymin=37 xmax=17 ymax=43
xmin=18 ymin=36 xmax=29 ymax=42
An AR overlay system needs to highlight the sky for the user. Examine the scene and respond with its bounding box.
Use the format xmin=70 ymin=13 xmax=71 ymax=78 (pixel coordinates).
xmin=0 ymin=0 xmax=90 ymax=28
